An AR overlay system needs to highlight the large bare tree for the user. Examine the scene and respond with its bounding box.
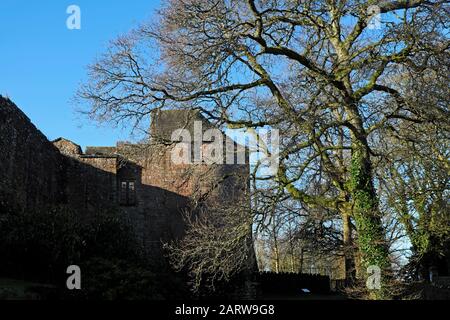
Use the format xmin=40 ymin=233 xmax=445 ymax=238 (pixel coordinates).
xmin=78 ymin=0 xmax=449 ymax=298
xmin=377 ymin=69 xmax=450 ymax=281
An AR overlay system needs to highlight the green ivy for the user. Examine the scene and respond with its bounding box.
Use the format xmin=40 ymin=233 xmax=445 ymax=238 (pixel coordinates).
xmin=350 ymin=147 xmax=391 ymax=299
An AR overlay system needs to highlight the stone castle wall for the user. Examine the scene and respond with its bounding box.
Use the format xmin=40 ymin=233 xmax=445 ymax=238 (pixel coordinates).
xmin=0 ymin=97 xmax=65 ymax=211
xmin=0 ymin=96 xmax=254 ymax=267
xmin=0 ymin=97 xmax=123 ymax=220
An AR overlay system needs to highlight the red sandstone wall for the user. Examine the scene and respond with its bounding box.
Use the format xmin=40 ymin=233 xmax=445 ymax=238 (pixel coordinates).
xmin=0 ymin=96 xmax=64 ymax=211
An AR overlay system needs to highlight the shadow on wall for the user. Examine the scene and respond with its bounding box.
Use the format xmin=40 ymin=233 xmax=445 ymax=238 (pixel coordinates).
xmin=63 ymin=155 xmax=190 ymax=255
xmin=0 ymin=96 xmax=189 ymax=258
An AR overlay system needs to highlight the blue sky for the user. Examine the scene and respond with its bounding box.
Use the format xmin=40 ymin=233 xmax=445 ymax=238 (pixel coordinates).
xmin=0 ymin=0 xmax=160 ymax=149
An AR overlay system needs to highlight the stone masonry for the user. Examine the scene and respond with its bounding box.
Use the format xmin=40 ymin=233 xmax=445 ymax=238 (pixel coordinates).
xmin=0 ymin=96 xmax=255 ymax=270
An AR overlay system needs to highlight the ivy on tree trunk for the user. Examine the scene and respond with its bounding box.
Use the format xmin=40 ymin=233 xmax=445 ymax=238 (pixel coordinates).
xmin=350 ymin=143 xmax=390 ymax=299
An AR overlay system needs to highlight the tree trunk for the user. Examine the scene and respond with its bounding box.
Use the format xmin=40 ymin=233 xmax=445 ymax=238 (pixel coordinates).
xmin=274 ymin=248 xmax=280 ymax=273
xmin=343 ymin=211 xmax=356 ymax=286
xmin=299 ymin=247 xmax=304 ymax=273
xmin=350 ymin=141 xmax=390 ymax=299
xmin=273 ymin=235 xmax=280 ymax=273
xmin=290 ymin=245 xmax=295 ymax=273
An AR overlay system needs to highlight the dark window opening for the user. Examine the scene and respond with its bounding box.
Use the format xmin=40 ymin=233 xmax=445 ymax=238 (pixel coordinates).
xmin=120 ymin=180 xmax=136 ymax=206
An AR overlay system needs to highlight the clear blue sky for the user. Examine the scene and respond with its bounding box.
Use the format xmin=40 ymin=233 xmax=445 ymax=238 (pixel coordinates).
xmin=0 ymin=0 xmax=161 ymax=150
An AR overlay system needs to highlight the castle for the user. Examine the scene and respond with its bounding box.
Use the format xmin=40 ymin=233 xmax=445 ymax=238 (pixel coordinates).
xmin=0 ymin=96 xmax=255 ymax=269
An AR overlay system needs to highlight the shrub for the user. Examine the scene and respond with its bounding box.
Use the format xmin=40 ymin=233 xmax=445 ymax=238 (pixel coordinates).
xmin=0 ymin=204 xmax=190 ymax=299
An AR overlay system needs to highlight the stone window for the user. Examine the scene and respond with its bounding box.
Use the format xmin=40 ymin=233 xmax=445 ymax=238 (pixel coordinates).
xmin=120 ymin=180 xmax=136 ymax=206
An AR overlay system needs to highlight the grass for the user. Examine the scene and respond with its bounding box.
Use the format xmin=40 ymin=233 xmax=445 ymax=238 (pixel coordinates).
xmin=0 ymin=278 xmax=56 ymax=300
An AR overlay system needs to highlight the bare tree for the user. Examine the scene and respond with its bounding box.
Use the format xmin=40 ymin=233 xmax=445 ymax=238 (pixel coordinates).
xmin=78 ymin=0 xmax=449 ymax=298
xmin=377 ymin=69 xmax=450 ymax=281
xmin=164 ymin=166 xmax=255 ymax=292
